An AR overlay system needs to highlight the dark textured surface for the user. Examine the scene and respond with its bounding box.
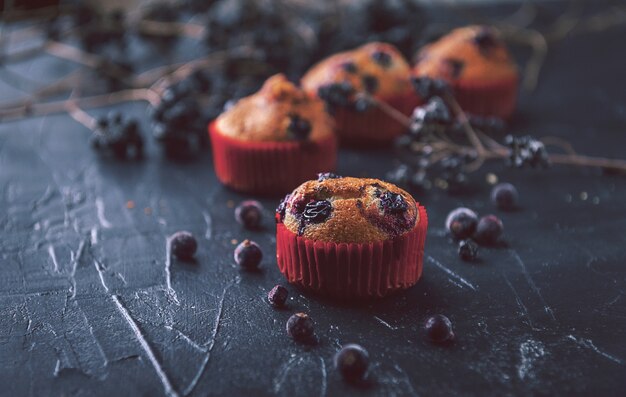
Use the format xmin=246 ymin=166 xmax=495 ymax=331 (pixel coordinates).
xmin=1 ymin=3 xmax=626 ymax=397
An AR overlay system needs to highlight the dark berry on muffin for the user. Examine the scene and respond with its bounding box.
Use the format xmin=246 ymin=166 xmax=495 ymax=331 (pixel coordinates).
xmin=372 ymin=50 xmax=392 ymax=68
xmin=302 ymin=200 xmax=333 ymax=223
xmin=361 ymin=74 xmax=379 ymax=94
xmin=317 ymin=172 xmax=342 ymax=182
xmin=341 ymin=61 xmax=358 ymax=74
xmin=287 ymin=114 xmax=312 ymax=141
xmin=276 ymin=194 xmax=291 ymax=223
xmin=379 ymin=191 xmax=408 ymax=214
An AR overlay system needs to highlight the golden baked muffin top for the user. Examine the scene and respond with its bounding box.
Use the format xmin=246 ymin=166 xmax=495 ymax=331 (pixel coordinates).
xmin=276 ymin=174 xmax=419 ymax=243
xmin=214 ymin=74 xmax=334 ymax=142
xmin=301 ymin=42 xmax=414 ymax=100
xmin=413 ymin=26 xmax=518 ymax=83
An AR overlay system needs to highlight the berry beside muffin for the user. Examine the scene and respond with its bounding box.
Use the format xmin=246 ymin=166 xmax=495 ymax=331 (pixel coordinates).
xmin=302 ymin=42 xmax=420 ymax=147
xmin=413 ymin=26 xmax=519 ymax=119
xmin=209 ymin=74 xmax=337 ymax=195
xmin=275 ymin=175 xmax=428 ymax=299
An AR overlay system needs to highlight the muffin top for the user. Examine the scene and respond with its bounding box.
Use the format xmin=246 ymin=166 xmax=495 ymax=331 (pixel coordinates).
xmin=214 ymin=74 xmax=334 ymax=142
xmin=301 ymin=42 xmax=414 ymax=100
xmin=276 ymin=174 xmax=419 ymax=243
xmin=413 ymin=26 xmax=518 ymax=83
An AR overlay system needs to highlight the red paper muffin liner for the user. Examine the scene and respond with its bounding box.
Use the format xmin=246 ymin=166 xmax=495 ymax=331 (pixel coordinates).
xmin=453 ymin=76 xmax=518 ymax=120
xmin=276 ymin=205 xmax=428 ymax=300
xmin=209 ymin=122 xmax=337 ymax=195
xmin=332 ymin=91 xmax=422 ymax=147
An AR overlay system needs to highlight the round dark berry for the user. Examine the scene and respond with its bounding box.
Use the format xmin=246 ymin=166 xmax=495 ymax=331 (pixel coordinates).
xmin=317 ymin=172 xmax=342 ymax=182
xmin=170 ymin=231 xmax=197 ymax=261
xmin=234 ymin=240 xmax=263 ymax=269
xmin=371 ymin=50 xmax=392 ymax=68
xmin=235 ymin=200 xmax=263 ymax=229
xmin=268 ymin=285 xmax=288 ymax=307
xmin=341 ymin=62 xmax=358 ymax=74
xmin=302 ymin=200 xmax=333 ymax=223
xmin=473 ymin=26 xmax=498 ymax=49
xmin=458 ymin=239 xmax=478 ymax=261
xmin=424 ymin=314 xmax=454 ymax=343
xmin=491 ymin=183 xmax=518 ymax=211
xmin=276 ymin=194 xmax=291 ymax=223
xmin=361 ymin=74 xmax=379 ymax=94
xmin=445 ymin=208 xmax=478 ymax=240
xmin=410 ymin=77 xmax=450 ymax=100
xmin=474 ymin=215 xmax=503 ymax=245
xmin=379 ymin=192 xmax=407 ymax=214
xmin=287 ymin=114 xmax=311 ymax=141
xmin=334 ymin=344 xmax=369 ymax=382
xmin=286 ymin=312 xmax=314 ymax=341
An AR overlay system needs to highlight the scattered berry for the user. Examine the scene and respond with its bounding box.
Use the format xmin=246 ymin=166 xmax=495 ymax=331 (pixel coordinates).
xmin=267 ymin=285 xmax=288 ymax=307
xmin=491 ymin=183 xmax=518 ymax=210
xmin=286 ymin=312 xmax=314 ymax=342
xmin=445 ymin=208 xmax=478 ymax=240
xmin=505 ymin=135 xmax=550 ymax=169
xmin=474 ymin=215 xmax=503 ymax=245
xmin=234 ymin=240 xmax=262 ymax=269
xmin=91 ymin=112 xmax=143 ymax=159
xmin=334 ymin=344 xmax=370 ymax=382
xmin=235 ymin=200 xmax=263 ymax=229
xmin=170 ymin=231 xmax=197 ymax=261
xmin=458 ymin=239 xmax=478 ymax=261
xmin=424 ymin=314 xmax=455 ymax=343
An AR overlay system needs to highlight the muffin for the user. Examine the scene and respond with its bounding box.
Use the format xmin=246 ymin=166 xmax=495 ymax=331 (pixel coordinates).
xmin=209 ymin=74 xmax=337 ymax=195
xmin=301 ymin=42 xmax=420 ymax=147
xmin=275 ymin=175 xmax=428 ymax=299
xmin=413 ymin=26 xmax=519 ymax=119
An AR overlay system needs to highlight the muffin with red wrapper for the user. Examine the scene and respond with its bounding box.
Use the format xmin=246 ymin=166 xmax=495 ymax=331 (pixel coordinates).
xmin=413 ymin=26 xmax=519 ymax=119
xmin=209 ymin=74 xmax=337 ymax=195
xmin=275 ymin=174 xmax=428 ymax=299
xmin=301 ymin=42 xmax=420 ymax=147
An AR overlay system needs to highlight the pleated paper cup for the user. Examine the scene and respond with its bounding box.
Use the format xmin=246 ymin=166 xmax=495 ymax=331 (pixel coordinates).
xmin=276 ymin=205 xmax=428 ymax=300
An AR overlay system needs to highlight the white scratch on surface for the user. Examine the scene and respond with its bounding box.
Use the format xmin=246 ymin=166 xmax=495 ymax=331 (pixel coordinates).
xmin=273 ymin=356 xmax=305 ymax=394
xmin=503 ymin=275 xmax=537 ymax=331
xmin=202 ymin=210 xmax=212 ymax=240
xmin=566 ymin=335 xmax=624 ymax=365
xmin=517 ymin=339 xmax=546 ymax=380
xmin=164 ymin=237 xmax=180 ymax=305
xmin=165 ymin=325 xmax=207 ymax=353
xmin=90 ymin=226 xmax=99 ymax=245
xmin=111 ymin=295 xmax=179 ymax=397
xmin=428 ymin=256 xmax=478 ymax=291
xmin=183 ymin=278 xmax=239 ymax=396
xmin=47 ymin=245 xmax=60 ymax=273
xmin=374 ymin=316 xmax=398 ymax=330
xmin=95 ymin=197 xmax=113 ymax=229
xmin=319 ymin=356 xmax=327 ymax=397
xmin=510 ymin=250 xmax=556 ymax=321
xmin=93 ymin=260 xmax=109 ymax=293
xmin=69 ymin=238 xmax=89 ymax=299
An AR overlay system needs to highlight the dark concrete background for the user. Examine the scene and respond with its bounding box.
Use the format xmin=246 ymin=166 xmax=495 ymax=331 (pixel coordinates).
xmin=1 ymin=2 xmax=625 ymax=396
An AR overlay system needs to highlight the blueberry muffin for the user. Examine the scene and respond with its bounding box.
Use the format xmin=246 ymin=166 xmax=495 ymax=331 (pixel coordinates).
xmin=209 ymin=74 xmax=337 ymax=194
xmin=301 ymin=42 xmax=420 ymax=146
xmin=275 ymin=175 xmax=428 ymax=299
xmin=413 ymin=25 xmax=518 ymax=119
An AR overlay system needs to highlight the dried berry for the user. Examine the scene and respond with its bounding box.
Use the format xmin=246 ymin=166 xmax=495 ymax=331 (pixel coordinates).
xmin=474 ymin=215 xmax=503 ymax=245
xmin=491 ymin=183 xmax=518 ymax=210
xmin=334 ymin=344 xmax=369 ymax=382
xmin=505 ymin=135 xmax=550 ymax=169
xmin=410 ymin=76 xmax=450 ymax=100
xmin=424 ymin=314 xmax=454 ymax=343
xmin=379 ymin=192 xmax=407 ymax=214
xmin=235 ymin=200 xmax=263 ymax=229
xmin=302 ymin=200 xmax=333 ymax=223
xmin=458 ymin=239 xmax=478 ymax=261
xmin=170 ymin=231 xmax=197 ymax=261
xmin=372 ymin=50 xmax=392 ymax=68
xmin=445 ymin=208 xmax=478 ymax=239
xmin=267 ymin=285 xmax=288 ymax=307
xmin=286 ymin=312 xmax=314 ymax=341
xmin=287 ymin=114 xmax=311 ymax=141
xmin=318 ymin=172 xmax=342 ymax=182
xmin=234 ymin=239 xmax=262 ymax=269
